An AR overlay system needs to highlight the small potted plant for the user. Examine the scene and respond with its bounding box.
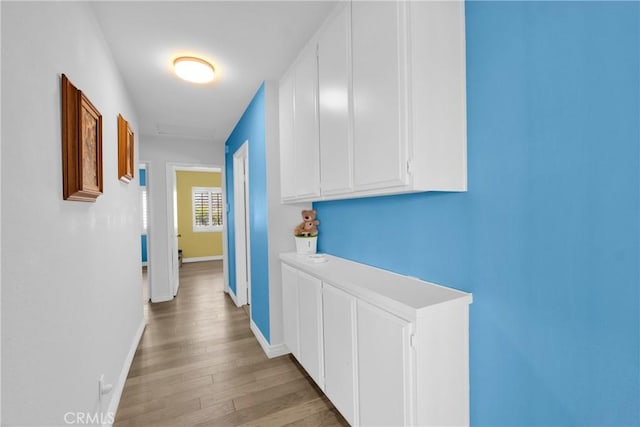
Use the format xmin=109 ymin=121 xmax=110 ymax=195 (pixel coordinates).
xmin=294 ymin=209 xmax=319 ymax=254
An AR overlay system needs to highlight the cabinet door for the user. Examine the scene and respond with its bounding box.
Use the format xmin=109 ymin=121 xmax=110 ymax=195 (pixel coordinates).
xmin=281 ymin=263 xmax=299 ymax=359
xmin=293 ymin=45 xmax=321 ymax=199
xmin=351 ymin=1 xmax=408 ymax=191
xmin=322 ymin=283 xmax=357 ymax=425
xmin=318 ymin=4 xmax=352 ymax=196
xmin=279 ymin=72 xmax=295 ymax=200
xmin=357 ymin=299 xmax=413 ymax=426
xmin=297 ymin=271 xmax=324 ymax=388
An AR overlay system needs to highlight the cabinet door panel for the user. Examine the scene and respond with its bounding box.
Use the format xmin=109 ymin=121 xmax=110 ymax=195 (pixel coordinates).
xmin=279 ymin=73 xmax=295 ymax=200
xmin=322 ymin=284 xmax=357 ymax=425
xmin=298 ymin=271 xmax=324 ymax=388
xmin=281 ymin=263 xmax=299 ymax=359
xmin=318 ymin=4 xmax=352 ymax=196
xmin=351 ymin=1 xmax=407 ymax=191
xmin=293 ymin=46 xmax=320 ymax=199
xmin=357 ymin=299 xmax=411 ymax=426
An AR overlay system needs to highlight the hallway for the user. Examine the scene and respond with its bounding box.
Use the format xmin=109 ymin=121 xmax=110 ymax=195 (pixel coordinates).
xmin=115 ymin=261 xmax=348 ymax=426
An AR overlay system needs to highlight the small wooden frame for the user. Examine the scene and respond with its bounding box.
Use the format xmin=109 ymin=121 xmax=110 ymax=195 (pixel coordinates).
xmin=61 ymin=74 xmax=103 ymax=202
xmin=118 ymin=114 xmax=135 ymax=183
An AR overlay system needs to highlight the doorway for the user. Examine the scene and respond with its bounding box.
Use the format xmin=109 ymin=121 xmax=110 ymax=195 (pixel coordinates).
xmin=139 ymin=162 xmax=151 ymax=302
xmin=233 ymin=142 xmax=251 ymax=308
xmin=166 ymin=163 xmax=222 ymax=298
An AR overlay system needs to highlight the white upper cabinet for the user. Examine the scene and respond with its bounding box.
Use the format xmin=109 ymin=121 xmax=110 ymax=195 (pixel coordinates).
xmin=279 ymin=74 xmax=296 ymax=200
xmin=279 ymin=0 xmax=467 ymax=202
xmin=318 ymin=3 xmax=352 ymax=196
xmin=279 ymin=44 xmax=321 ymax=202
xmin=351 ymin=0 xmax=407 ymax=191
xmin=293 ymin=46 xmax=321 ymax=199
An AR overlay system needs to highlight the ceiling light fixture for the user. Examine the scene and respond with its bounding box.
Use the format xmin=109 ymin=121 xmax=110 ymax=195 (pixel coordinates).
xmin=173 ymin=56 xmax=215 ymax=84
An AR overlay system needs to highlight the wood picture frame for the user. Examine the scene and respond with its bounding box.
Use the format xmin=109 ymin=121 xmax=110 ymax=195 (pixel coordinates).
xmin=61 ymin=74 xmax=103 ymax=202
xmin=118 ymin=114 xmax=135 ymax=183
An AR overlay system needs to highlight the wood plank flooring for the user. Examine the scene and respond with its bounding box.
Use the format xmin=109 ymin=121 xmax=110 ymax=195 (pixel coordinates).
xmin=115 ymin=261 xmax=349 ymax=427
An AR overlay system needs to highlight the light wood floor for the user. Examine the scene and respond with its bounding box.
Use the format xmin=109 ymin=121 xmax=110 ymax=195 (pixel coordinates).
xmin=115 ymin=261 xmax=349 ymax=427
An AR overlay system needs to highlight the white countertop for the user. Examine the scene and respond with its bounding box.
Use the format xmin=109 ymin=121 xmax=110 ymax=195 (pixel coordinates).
xmin=280 ymin=252 xmax=472 ymax=321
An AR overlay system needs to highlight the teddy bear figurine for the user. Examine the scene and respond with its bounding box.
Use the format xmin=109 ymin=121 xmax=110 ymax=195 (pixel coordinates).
xmin=294 ymin=209 xmax=319 ymax=237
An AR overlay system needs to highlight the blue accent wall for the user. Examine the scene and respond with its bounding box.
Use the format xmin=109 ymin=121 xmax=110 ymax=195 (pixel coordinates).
xmin=141 ymin=235 xmax=148 ymax=263
xmin=225 ymin=83 xmax=271 ymax=342
xmin=315 ymin=2 xmax=639 ymax=425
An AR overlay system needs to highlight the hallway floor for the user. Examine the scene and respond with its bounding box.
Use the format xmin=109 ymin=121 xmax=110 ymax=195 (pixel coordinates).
xmin=115 ymin=261 xmax=348 ymax=426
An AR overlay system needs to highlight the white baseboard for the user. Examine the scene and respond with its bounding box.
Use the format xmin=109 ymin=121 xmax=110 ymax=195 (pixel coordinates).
xmin=105 ymin=318 xmax=146 ymax=426
xmin=228 ymin=288 xmax=240 ymax=307
xmin=183 ymin=256 xmax=222 ymax=263
xmin=150 ymin=294 xmax=173 ymax=303
xmin=250 ymin=319 xmax=289 ymax=359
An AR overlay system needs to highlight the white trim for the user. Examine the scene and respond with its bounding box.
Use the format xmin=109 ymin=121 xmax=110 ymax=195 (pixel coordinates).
xmin=150 ymin=294 xmax=173 ymax=303
xmin=228 ymin=287 xmax=240 ymax=307
xmin=192 ymin=227 xmax=223 ymax=233
xmin=105 ymin=319 xmax=146 ymax=427
xmin=233 ymin=142 xmax=251 ymax=307
xmin=174 ymin=166 xmax=221 ymax=173
xmin=221 ymin=166 xmax=230 ymax=295
xmin=139 ymin=161 xmax=152 ymax=302
xmin=250 ymin=319 xmax=289 ymax=359
xmin=166 ymin=163 xmax=180 ymax=297
xmin=183 ymin=256 xmax=223 ymax=263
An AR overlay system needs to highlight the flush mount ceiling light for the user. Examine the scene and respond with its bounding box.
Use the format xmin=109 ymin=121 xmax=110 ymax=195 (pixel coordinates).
xmin=173 ymin=56 xmax=215 ymax=84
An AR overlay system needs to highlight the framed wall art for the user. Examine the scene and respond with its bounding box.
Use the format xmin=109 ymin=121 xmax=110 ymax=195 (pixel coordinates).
xmin=117 ymin=114 xmax=134 ymax=183
xmin=61 ymin=74 xmax=103 ymax=202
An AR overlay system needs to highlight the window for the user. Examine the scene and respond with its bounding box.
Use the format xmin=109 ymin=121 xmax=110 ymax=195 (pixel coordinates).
xmin=192 ymin=187 xmax=223 ymax=232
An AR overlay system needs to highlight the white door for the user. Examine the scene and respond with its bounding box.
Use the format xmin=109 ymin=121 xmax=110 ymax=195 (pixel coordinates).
xmin=233 ymin=142 xmax=250 ymax=307
xmin=357 ymin=299 xmax=413 ymax=426
xmin=167 ymin=165 xmax=180 ymax=296
xmin=281 ymin=263 xmax=299 ymax=359
xmin=322 ymin=283 xmax=357 ymax=425
xmin=352 ymin=0 xmax=408 ymax=191
xmin=318 ymin=3 xmax=352 ymax=196
xmin=297 ymin=271 xmax=324 ymax=388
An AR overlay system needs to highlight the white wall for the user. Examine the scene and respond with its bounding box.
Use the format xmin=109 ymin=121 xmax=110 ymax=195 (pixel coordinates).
xmin=139 ymin=136 xmax=223 ymax=302
xmin=263 ymin=81 xmax=310 ymax=347
xmin=1 ymin=3 xmax=144 ymax=425
xmin=0 ymin=2 xmax=3 ymax=421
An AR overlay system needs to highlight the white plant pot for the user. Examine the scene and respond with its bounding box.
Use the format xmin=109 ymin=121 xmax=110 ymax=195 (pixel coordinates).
xmin=295 ymin=236 xmax=318 ymax=254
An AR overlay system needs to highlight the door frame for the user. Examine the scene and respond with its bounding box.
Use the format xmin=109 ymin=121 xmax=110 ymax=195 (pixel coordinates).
xmin=139 ymin=162 xmax=151 ymax=302
xmin=232 ymin=142 xmax=251 ymax=308
xmin=165 ymin=162 xmax=223 ymax=297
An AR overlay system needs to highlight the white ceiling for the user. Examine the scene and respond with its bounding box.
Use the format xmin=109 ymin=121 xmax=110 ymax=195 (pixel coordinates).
xmin=91 ymin=1 xmax=338 ymax=145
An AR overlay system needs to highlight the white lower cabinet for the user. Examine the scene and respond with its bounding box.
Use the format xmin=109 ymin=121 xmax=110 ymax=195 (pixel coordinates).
xmin=281 ymin=263 xmax=299 ymax=359
xmin=357 ymin=299 xmax=413 ymax=426
xmin=281 ymin=253 xmax=472 ymax=426
xmin=281 ymin=263 xmax=324 ymax=388
xmin=297 ymin=271 xmax=324 ymax=388
xmin=322 ymin=283 xmax=357 ymax=425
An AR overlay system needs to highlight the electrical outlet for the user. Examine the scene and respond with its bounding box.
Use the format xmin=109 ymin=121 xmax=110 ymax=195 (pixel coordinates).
xmin=98 ymin=374 xmax=113 ymax=401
